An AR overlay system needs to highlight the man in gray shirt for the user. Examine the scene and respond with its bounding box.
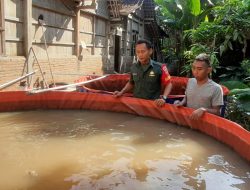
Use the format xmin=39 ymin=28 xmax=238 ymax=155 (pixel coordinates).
xmin=174 ymin=53 xmax=224 ymax=119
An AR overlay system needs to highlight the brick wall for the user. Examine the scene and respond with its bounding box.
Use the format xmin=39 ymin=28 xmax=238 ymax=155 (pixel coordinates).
xmin=0 ymin=56 xmax=26 ymax=90
xmin=0 ymin=55 xmax=109 ymax=90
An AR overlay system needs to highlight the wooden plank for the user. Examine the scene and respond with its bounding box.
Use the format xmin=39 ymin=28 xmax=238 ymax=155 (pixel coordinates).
xmin=0 ymin=71 xmax=36 ymax=90
xmin=5 ymin=16 xmax=23 ymax=23
xmin=24 ymin=0 xmax=33 ymax=85
xmin=32 ymin=22 xmax=74 ymax=32
xmin=80 ymin=13 xmax=93 ymax=33
xmin=93 ymin=15 xmax=96 ymax=55
xmin=32 ymin=3 xmax=75 ymax=17
xmin=28 ymin=75 xmax=108 ymax=94
xmin=24 ymin=0 xmax=32 ymax=57
xmin=32 ymin=7 xmax=74 ymax=29
xmin=0 ymin=0 xmax=5 ymax=55
xmin=75 ymin=9 xmax=80 ymax=57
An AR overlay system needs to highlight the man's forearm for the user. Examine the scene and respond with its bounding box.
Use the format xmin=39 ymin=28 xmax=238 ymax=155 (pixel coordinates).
xmin=162 ymin=82 xmax=172 ymax=97
xmin=120 ymin=82 xmax=134 ymax=94
xmin=200 ymin=107 xmax=221 ymax=115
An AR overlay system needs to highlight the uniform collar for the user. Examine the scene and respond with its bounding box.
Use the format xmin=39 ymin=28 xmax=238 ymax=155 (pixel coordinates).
xmin=136 ymin=59 xmax=154 ymax=67
xmin=136 ymin=59 xmax=153 ymax=72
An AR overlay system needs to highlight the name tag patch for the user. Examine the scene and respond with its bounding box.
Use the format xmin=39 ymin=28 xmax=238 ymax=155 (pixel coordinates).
xmin=149 ymin=71 xmax=155 ymax=77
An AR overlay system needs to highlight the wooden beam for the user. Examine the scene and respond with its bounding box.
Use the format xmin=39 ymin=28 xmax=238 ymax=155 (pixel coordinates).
xmin=24 ymin=0 xmax=32 ymax=57
xmin=33 ymin=3 xmax=75 ymax=16
xmin=76 ymin=0 xmax=96 ymax=12
xmin=0 ymin=71 xmax=36 ymax=90
xmin=93 ymin=15 xmax=96 ymax=55
xmin=0 ymin=0 xmax=5 ymax=55
xmin=24 ymin=0 xmax=32 ymax=85
xmin=28 ymin=75 xmax=108 ymax=94
xmin=77 ymin=5 xmax=95 ymax=9
xmin=75 ymin=9 xmax=80 ymax=57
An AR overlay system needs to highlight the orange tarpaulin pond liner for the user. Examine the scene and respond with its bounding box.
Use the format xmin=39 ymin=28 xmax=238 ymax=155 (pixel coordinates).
xmin=0 ymin=90 xmax=249 ymax=162
xmin=75 ymin=74 xmax=230 ymax=97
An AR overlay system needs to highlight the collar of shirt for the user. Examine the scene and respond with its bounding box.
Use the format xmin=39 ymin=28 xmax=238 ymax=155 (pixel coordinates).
xmin=136 ymin=59 xmax=154 ymax=72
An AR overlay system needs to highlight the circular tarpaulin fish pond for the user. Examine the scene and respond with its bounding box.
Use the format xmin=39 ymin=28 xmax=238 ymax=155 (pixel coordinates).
xmin=0 ymin=75 xmax=249 ymax=189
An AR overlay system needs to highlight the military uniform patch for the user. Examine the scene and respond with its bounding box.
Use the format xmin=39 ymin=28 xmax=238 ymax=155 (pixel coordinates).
xmin=149 ymin=71 xmax=155 ymax=77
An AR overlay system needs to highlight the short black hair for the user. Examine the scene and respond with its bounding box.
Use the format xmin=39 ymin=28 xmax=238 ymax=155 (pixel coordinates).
xmin=195 ymin=53 xmax=211 ymax=67
xmin=136 ymin=39 xmax=152 ymax=49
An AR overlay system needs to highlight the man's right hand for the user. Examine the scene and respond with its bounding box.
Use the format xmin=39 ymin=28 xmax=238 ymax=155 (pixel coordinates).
xmin=113 ymin=91 xmax=123 ymax=98
xmin=190 ymin=108 xmax=206 ymax=120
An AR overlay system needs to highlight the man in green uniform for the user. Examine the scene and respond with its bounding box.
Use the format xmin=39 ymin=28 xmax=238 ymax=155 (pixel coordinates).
xmin=113 ymin=39 xmax=172 ymax=107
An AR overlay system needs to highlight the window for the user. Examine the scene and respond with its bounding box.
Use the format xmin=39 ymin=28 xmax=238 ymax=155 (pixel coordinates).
xmin=130 ymin=30 xmax=138 ymax=56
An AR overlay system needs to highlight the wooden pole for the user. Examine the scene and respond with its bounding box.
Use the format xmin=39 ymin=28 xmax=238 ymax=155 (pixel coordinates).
xmin=0 ymin=0 xmax=5 ymax=55
xmin=75 ymin=9 xmax=80 ymax=57
xmin=93 ymin=15 xmax=96 ymax=55
xmin=24 ymin=0 xmax=33 ymax=85
xmin=0 ymin=71 xmax=36 ymax=90
xmin=28 ymin=75 xmax=108 ymax=94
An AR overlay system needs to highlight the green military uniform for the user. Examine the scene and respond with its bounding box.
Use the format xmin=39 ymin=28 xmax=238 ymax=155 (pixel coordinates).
xmin=129 ymin=59 xmax=163 ymax=100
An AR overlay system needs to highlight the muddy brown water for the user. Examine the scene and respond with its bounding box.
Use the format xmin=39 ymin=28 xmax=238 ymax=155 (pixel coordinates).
xmin=0 ymin=110 xmax=249 ymax=190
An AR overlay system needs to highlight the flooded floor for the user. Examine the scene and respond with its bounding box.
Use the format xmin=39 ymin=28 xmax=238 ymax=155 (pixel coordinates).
xmin=0 ymin=110 xmax=249 ymax=190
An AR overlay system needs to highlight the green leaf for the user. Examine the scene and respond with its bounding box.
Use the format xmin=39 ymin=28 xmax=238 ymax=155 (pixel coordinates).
xmin=233 ymin=30 xmax=239 ymax=41
xmin=188 ymin=0 xmax=201 ymax=16
xmin=220 ymin=81 xmax=249 ymax=90
xmin=219 ymin=45 xmax=225 ymax=56
xmin=239 ymin=100 xmax=250 ymax=112
xmin=219 ymin=73 xmax=231 ymax=78
xmin=229 ymin=88 xmax=250 ymax=96
xmin=228 ymin=41 xmax=233 ymax=50
xmin=205 ymin=15 xmax=209 ymax=22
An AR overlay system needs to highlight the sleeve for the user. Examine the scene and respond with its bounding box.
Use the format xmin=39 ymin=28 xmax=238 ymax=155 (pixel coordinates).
xmin=161 ymin=64 xmax=171 ymax=86
xmin=129 ymin=72 xmax=134 ymax=84
xmin=212 ymin=85 xmax=224 ymax=107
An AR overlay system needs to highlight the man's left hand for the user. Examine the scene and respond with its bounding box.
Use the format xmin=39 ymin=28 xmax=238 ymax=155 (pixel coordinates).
xmin=154 ymin=98 xmax=166 ymax=107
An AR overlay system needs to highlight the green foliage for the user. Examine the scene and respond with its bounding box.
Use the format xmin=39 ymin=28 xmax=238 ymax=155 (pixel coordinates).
xmin=230 ymin=88 xmax=250 ymax=101
xmin=154 ymin=0 xmax=206 ymax=30
xmin=188 ymin=22 xmax=225 ymax=45
xmin=190 ymin=0 xmax=250 ymax=56
xmin=220 ymin=80 xmax=249 ymax=90
xmin=225 ymin=87 xmax=250 ymax=130
xmin=220 ymin=65 xmax=250 ymax=130
xmin=218 ymin=59 xmax=250 ymax=82
xmin=221 ymin=79 xmax=250 ymax=130
xmin=182 ymin=43 xmax=219 ymax=76
xmin=154 ymin=0 xmax=218 ymax=75
xmin=241 ymin=59 xmax=250 ymax=77
xmin=218 ymin=66 xmax=246 ymax=81
xmin=225 ymin=96 xmax=250 ymax=130
xmin=155 ymin=0 xmax=250 ymax=130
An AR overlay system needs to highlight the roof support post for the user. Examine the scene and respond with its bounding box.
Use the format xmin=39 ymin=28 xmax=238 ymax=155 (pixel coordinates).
xmin=75 ymin=9 xmax=80 ymax=58
xmin=24 ymin=0 xmax=33 ymax=85
xmin=0 ymin=0 xmax=5 ymax=55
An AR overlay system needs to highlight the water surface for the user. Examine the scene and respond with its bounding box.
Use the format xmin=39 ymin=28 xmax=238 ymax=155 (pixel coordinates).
xmin=0 ymin=110 xmax=249 ymax=190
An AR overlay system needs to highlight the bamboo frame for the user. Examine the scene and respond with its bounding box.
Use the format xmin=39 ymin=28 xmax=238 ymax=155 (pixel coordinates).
xmin=0 ymin=71 xmax=36 ymax=90
xmin=28 ymin=75 xmax=108 ymax=94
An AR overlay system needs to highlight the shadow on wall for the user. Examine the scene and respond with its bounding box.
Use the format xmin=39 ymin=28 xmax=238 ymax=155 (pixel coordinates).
xmin=32 ymin=0 xmax=73 ymax=51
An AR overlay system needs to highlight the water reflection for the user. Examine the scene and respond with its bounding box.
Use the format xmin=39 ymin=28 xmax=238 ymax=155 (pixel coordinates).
xmin=0 ymin=110 xmax=249 ymax=190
